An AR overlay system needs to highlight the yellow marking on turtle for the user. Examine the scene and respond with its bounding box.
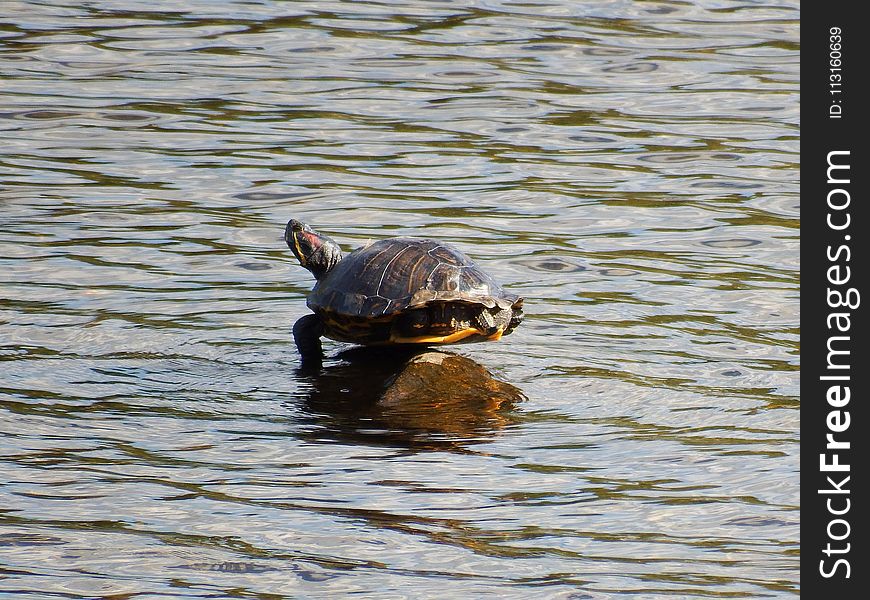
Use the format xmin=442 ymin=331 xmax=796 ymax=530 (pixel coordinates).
xmin=292 ymin=231 xmax=307 ymax=267
xmin=487 ymin=328 xmax=504 ymax=341
xmin=390 ymin=327 xmax=480 ymax=344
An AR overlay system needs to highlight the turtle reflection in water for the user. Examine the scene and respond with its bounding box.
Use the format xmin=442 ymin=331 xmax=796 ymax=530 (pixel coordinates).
xmin=284 ymin=219 xmax=524 ymax=363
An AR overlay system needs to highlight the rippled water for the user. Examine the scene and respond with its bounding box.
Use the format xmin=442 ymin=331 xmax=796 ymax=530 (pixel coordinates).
xmin=1 ymin=1 xmax=799 ymax=597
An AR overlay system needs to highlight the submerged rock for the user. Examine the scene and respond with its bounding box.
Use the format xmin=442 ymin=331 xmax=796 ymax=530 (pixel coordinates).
xmin=377 ymin=351 xmax=523 ymax=433
xmin=382 ymin=351 xmax=521 ymax=404
xmin=295 ymin=348 xmax=524 ymax=444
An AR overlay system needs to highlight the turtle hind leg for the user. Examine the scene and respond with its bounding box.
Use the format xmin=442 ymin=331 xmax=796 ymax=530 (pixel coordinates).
xmin=474 ymin=307 xmax=514 ymax=340
xmin=505 ymin=307 xmax=523 ymax=335
xmin=293 ymin=313 xmax=325 ymax=371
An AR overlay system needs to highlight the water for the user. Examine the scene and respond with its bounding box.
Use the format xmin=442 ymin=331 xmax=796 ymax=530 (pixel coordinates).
xmin=1 ymin=1 xmax=799 ymax=597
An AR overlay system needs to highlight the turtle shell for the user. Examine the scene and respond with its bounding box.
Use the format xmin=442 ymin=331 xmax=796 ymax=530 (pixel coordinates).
xmin=308 ymin=238 xmax=518 ymax=318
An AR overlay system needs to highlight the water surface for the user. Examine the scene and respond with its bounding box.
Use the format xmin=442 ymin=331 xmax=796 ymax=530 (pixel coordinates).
xmin=1 ymin=1 xmax=799 ymax=597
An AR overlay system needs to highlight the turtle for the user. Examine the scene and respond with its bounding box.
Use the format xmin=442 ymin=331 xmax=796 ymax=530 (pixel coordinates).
xmin=285 ymin=219 xmax=523 ymax=358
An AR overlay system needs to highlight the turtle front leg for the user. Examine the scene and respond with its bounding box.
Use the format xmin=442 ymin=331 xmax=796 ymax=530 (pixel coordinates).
xmin=293 ymin=313 xmax=325 ymax=370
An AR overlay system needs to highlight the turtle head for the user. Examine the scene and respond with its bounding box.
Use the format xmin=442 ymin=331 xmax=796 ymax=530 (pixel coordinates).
xmin=285 ymin=219 xmax=343 ymax=280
